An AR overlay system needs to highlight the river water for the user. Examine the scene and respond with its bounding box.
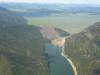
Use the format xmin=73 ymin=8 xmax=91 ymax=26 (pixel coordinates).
xmin=45 ymin=43 xmax=74 ymax=75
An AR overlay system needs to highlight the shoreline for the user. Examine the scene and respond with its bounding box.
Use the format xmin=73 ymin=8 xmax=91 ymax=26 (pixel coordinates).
xmin=61 ymin=46 xmax=78 ymax=75
xmin=51 ymin=36 xmax=78 ymax=75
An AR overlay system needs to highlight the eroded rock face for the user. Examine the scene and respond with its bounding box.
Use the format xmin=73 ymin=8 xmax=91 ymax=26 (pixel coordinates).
xmin=40 ymin=26 xmax=59 ymax=40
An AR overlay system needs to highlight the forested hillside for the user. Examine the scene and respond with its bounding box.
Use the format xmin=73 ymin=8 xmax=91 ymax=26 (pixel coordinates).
xmin=65 ymin=22 xmax=100 ymax=75
xmin=0 ymin=7 xmax=49 ymax=75
xmin=0 ymin=7 xmax=26 ymax=27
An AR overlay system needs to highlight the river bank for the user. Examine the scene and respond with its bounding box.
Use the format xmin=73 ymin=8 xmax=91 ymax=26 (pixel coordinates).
xmin=61 ymin=46 xmax=78 ymax=75
xmin=45 ymin=43 xmax=74 ymax=75
xmin=51 ymin=37 xmax=78 ymax=75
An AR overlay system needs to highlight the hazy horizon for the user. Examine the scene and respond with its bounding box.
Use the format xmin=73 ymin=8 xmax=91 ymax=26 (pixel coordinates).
xmin=0 ymin=0 xmax=100 ymax=4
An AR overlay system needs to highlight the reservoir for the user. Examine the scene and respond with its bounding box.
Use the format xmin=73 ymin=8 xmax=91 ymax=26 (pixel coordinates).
xmin=45 ymin=43 xmax=74 ymax=75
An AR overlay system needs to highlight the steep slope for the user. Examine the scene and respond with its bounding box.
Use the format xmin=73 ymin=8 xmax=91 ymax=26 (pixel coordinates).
xmin=65 ymin=22 xmax=100 ymax=75
xmin=0 ymin=6 xmax=26 ymax=27
xmin=40 ymin=26 xmax=70 ymax=40
xmin=0 ymin=7 xmax=49 ymax=75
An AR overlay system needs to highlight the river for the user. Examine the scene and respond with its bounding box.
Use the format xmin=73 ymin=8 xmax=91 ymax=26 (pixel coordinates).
xmin=45 ymin=43 xmax=74 ymax=75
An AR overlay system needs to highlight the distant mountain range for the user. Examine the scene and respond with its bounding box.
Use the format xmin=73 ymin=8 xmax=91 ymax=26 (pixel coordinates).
xmin=0 ymin=6 xmax=8 ymax=11
xmin=1 ymin=3 xmax=100 ymax=17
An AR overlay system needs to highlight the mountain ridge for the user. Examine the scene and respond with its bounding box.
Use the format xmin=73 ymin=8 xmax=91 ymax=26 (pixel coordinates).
xmin=65 ymin=22 xmax=100 ymax=75
xmin=0 ymin=7 xmax=49 ymax=75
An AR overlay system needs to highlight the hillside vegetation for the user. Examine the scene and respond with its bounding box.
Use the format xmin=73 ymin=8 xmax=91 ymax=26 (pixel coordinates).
xmin=65 ymin=22 xmax=100 ymax=75
xmin=0 ymin=7 xmax=26 ymax=27
xmin=0 ymin=7 xmax=49 ymax=75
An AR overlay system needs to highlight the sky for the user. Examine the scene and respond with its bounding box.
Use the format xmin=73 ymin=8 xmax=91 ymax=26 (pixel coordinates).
xmin=0 ymin=0 xmax=100 ymax=4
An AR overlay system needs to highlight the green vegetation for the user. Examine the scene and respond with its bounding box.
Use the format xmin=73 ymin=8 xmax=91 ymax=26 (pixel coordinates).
xmin=96 ymin=51 xmax=100 ymax=57
xmin=26 ymin=14 xmax=100 ymax=34
xmin=55 ymin=28 xmax=70 ymax=37
xmin=0 ymin=4 xmax=100 ymax=75
xmin=0 ymin=7 xmax=49 ymax=75
xmin=0 ymin=7 xmax=26 ymax=27
xmin=64 ymin=22 xmax=100 ymax=75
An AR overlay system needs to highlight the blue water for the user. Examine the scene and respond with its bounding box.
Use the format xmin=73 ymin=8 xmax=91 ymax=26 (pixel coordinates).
xmin=45 ymin=43 xmax=74 ymax=75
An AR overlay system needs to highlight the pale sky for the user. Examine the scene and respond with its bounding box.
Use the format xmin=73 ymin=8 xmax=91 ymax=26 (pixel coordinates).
xmin=0 ymin=0 xmax=100 ymax=4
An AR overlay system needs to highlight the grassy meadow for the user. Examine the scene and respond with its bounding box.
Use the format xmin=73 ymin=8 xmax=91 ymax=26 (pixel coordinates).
xmin=26 ymin=13 xmax=100 ymax=34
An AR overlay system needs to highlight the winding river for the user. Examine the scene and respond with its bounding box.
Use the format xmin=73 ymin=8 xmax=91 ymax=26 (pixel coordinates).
xmin=45 ymin=43 xmax=74 ymax=75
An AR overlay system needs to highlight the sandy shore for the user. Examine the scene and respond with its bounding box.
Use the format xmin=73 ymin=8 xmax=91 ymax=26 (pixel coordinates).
xmin=61 ymin=46 xmax=78 ymax=75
